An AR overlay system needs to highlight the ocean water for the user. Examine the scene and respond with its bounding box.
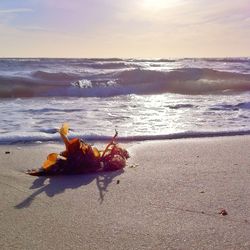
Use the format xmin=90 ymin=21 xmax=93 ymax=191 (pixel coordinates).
xmin=0 ymin=57 xmax=250 ymax=144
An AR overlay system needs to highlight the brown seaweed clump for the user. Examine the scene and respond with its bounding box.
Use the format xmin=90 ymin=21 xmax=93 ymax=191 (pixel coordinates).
xmin=26 ymin=123 xmax=129 ymax=176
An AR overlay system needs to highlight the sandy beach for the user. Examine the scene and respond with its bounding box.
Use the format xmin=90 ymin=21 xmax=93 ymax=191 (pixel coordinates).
xmin=0 ymin=136 xmax=250 ymax=249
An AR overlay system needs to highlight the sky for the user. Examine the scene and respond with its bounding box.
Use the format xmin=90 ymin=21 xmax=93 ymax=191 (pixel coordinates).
xmin=0 ymin=0 xmax=250 ymax=58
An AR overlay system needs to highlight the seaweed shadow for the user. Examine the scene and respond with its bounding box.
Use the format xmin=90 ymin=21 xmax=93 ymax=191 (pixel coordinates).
xmin=15 ymin=169 xmax=124 ymax=209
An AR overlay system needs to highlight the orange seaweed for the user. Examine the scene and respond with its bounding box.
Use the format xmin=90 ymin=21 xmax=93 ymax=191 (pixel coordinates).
xmin=27 ymin=123 xmax=129 ymax=176
xmin=42 ymin=153 xmax=58 ymax=170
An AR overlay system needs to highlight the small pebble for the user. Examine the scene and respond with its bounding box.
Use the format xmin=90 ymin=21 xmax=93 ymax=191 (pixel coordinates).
xmin=5 ymin=151 xmax=10 ymax=154
xmin=129 ymin=164 xmax=139 ymax=168
xmin=219 ymin=209 xmax=228 ymax=216
xmin=116 ymin=180 xmax=120 ymax=184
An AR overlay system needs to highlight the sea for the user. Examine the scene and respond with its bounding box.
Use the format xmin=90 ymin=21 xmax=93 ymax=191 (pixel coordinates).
xmin=0 ymin=57 xmax=250 ymax=144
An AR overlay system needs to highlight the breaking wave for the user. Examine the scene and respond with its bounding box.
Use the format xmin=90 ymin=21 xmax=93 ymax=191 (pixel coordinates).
xmin=1 ymin=67 xmax=250 ymax=98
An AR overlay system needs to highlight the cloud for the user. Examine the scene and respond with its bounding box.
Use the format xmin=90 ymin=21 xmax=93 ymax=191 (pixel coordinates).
xmin=0 ymin=8 xmax=33 ymax=14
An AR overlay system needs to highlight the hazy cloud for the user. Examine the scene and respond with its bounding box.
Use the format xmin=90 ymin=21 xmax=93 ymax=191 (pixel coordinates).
xmin=0 ymin=8 xmax=33 ymax=14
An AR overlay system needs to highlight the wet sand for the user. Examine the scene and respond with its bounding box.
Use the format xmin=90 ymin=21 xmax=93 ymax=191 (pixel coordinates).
xmin=0 ymin=136 xmax=250 ymax=249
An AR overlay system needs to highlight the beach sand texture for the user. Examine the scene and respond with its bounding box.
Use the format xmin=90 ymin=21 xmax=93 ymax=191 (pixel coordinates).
xmin=0 ymin=136 xmax=250 ymax=249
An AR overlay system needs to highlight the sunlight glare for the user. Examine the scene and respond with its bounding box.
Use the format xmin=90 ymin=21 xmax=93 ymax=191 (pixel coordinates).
xmin=142 ymin=0 xmax=181 ymax=10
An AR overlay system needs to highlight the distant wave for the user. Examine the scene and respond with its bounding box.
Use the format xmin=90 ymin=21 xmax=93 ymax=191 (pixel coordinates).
xmin=1 ymin=67 xmax=250 ymax=98
xmin=209 ymin=102 xmax=250 ymax=111
xmin=1 ymin=129 xmax=250 ymax=144
xmin=202 ymin=57 xmax=250 ymax=63
xmin=1 ymin=57 xmax=249 ymax=63
xmin=22 ymin=107 xmax=85 ymax=114
xmin=83 ymin=62 xmax=135 ymax=69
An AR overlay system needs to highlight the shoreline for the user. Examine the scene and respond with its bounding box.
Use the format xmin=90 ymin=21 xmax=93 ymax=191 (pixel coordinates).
xmin=1 ymin=135 xmax=250 ymax=249
xmin=1 ymin=129 xmax=250 ymax=146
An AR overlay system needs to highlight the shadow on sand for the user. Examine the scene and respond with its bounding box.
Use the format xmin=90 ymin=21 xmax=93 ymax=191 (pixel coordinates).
xmin=15 ymin=170 xmax=124 ymax=209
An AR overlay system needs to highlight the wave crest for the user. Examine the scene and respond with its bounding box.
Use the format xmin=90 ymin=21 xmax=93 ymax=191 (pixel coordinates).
xmin=1 ymin=68 xmax=250 ymax=97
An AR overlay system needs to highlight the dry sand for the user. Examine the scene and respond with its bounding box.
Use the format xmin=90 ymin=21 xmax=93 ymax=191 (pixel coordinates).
xmin=0 ymin=136 xmax=250 ymax=250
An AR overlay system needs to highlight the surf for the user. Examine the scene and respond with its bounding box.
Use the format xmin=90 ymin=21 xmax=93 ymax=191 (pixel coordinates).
xmin=1 ymin=67 xmax=250 ymax=98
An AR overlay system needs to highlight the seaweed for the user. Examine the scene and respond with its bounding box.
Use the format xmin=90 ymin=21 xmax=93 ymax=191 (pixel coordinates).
xmin=26 ymin=123 xmax=129 ymax=176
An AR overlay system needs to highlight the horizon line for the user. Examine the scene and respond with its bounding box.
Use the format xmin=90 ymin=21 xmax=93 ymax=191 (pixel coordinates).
xmin=0 ymin=56 xmax=249 ymax=59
